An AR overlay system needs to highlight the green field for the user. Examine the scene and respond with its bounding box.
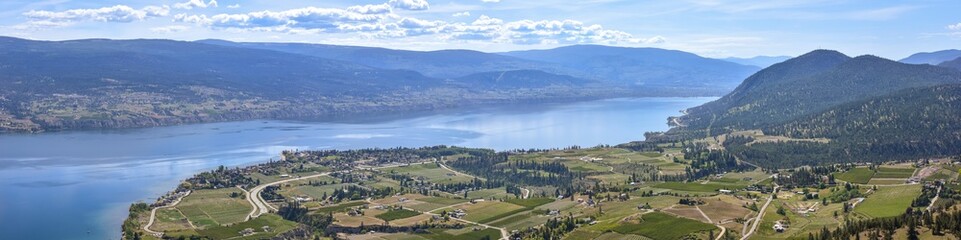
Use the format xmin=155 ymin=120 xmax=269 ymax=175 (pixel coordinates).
xmin=835 ymin=167 xmax=874 ymax=184
xmin=445 ymin=201 xmax=527 ymax=224
xmin=505 ymin=198 xmax=554 ymax=208
xmin=377 ymin=209 xmax=423 ymax=221
xmin=873 ymin=167 xmax=915 ymax=179
xmin=612 ymin=212 xmax=716 ymax=240
xmin=420 ymin=228 xmax=502 ymax=240
xmin=195 ymin=214 xmax=299 ymax=239
xmin=176 ymin=188 xmax=252 ymax=228
xmin=855 ymin=185 xmax=922 ymax=218
xmin=653 ymin=181 xmax=747 ymax=193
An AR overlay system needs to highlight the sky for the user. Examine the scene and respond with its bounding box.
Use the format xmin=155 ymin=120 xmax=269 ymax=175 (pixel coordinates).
xmin=1 ymin=0 xmax=959 ymax=59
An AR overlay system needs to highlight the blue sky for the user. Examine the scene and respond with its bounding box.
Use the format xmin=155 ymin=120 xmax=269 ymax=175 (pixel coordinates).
xmin=1 ymin=0 xmax=959 ymax=59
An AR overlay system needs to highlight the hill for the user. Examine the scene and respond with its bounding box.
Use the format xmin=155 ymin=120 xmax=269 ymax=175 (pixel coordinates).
xmin=197 ymin=40 xmax=562 ymax=79
xmin=501 ymin=45 xmax=761 ymax=92
xmin=721 ymin=56 xmax=791 ymax=68
xmin=938 ymin=57 xmax=961 ymax=71
xmin=673 ymin=50 xmax=961 ymax=136
xmin=727 ymin=84 xmax=961 ymax=167
xmin=899 ymin=49 xmax=961 ymax=65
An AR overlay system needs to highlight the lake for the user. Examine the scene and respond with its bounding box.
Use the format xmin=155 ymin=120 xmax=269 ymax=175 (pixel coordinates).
xmin=0 ymin=97 xmax=712 ymax=239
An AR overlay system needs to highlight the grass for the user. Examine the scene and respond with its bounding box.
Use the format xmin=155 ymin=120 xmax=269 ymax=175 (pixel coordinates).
xmin=196 ymin=214 xmax=299 ymax=240
xmin=855 ymin=185 xmax=922 ymax=218
xmin=653 ymin=182 xmax=747 ymax=193
xmin=835 ymin=167 xmax=874 ymax=184
xmin=612 ymin=212 xmax=716 ymax=240
xmin=376 ymin=209 xmax=423 ymax=221
xmin=176 ymin=188 xmax=252 ymax=229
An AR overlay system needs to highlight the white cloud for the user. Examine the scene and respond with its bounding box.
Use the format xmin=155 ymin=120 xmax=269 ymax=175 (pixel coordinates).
xmin=226 ymin=4 xmax=241 ymax=9
xmin=167 ymin=1 xmax=654 ymax=45
xmin=23 ymin=5 xmax=170 ymax=26
xmin=174 ymin=0 xmax=218 ymax=10
xmin=949 ymin=23 xmax=961 ymax=31
xmin=150 ymin=25 xmax=190 ymax=33
xmin=453 ymin=11 xmax=470 ymax=17
xmin=388 ymin=0 xmax=430 ymax=11
xmin=481 ymin=0 xmax=501 ymax=3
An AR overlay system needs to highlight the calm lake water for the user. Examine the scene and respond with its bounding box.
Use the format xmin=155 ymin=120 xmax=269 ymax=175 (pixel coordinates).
xmin=0 ymin=97 xmax=712 ymax=240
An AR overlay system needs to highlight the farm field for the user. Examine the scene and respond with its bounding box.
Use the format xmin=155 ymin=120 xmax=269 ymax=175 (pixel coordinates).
xmin=383 ymin=163 xmax=475 ymax=184
xmin=854 ymin=185 xmax=922 ymax=218
xmin=653 ymin=181 xmax=748 ymax=193
xmin=195 ymin=214 xmax=299 ymax=240
xmin=175 ymin=188 xmax=252 ymax=229
xmin=376 ymin=209 xmax=422 ymax=221
xmin=433 ymin=200 xmax=526 ymax=224
xmin=834 ymin=167 xmax=874 ymax=184
xmin=611 ymin=212 xmax=717 ymax=240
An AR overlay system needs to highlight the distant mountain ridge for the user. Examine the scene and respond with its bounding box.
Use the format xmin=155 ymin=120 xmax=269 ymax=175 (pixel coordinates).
xmin=721 ymin=56 xmax=791 ymax=68
xmin=502 ymin=45 xmax=760 ymax=92
xmin=201 ymin=40 xmax=760 ymax=95
xmin=197 ymin=39 xmax=562 ymax=79
xmin=900 ymin=49 xmax=961 ymax=65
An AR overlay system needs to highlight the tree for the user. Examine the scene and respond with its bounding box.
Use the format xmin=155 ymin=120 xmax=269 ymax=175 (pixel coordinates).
xmin=907 ymin=219 xmax=919 ymax=240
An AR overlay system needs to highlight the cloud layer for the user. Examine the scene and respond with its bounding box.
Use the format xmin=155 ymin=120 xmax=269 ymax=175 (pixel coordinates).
xmin=17 ymin=0 xmax=660 ymax=46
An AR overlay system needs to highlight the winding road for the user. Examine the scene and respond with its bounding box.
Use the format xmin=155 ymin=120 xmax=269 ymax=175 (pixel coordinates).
xmin=143 ymin=190 xmax=191 ymax=237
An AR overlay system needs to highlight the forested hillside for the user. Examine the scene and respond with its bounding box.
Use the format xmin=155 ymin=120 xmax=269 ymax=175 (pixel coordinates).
xmin=725 ymin=84 xmax=961 ymax=167
xmin=673 ymin=50 xmax=961 ymax=138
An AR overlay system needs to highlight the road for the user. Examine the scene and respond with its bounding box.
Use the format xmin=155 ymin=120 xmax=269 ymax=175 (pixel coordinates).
xmin=248 ymin=172 xmax=332 ymax=219
xmin=247 ymin=161 xmax=437 ymax=219
xmin=696 ymin=204 xmax=726 ymax=240
xmin=927 ymin=185 xmax=942 ymax=211
xmin=143 ymin=190 xmax=191 ymax=237
xmin=741 ymin=185 xmax=779 ymax=240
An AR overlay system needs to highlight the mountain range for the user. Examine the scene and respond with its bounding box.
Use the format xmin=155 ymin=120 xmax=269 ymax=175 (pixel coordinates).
xmin=0 ymin=37 xmax=758 ymax=133
xmin=899 ymin=49 xmax=961 ymax=65
xmin=721 ymin=56 xmax=792 ymax=68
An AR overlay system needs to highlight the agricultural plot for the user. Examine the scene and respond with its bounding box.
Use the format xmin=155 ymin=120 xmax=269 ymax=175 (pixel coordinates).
xmin=834 ymin=167 xmax=874 ymax=184
xmin=419 ymin=228 xmax=502 ymax=240
xmin=754 ymin=198 xmax=843 ymax=240
xmin=699 ymin=195 xmax=752 ymax=223
xmin=653 ymin=181 xmax=748 ymax=193
xmin=175 ymin=188 xmax=252 ymax=229
xmin=277 ymin=182 xmax=354 ymax=200
xmin=195 ymin=214 xmax=299 ymax=240
xmin=854 ymin=184 xmax=922 ymax=218
xmin=313 ymin=201 xmax=367 ymax=213
xmin=383 ymin=163 xmax=474 ymax=184
xmin=153 ymin=208 xmax=192 ymax=231
xmin=376 ymin=209 xmax=423 ymax=221
xmin=612 ymin=212 xmax=716 ymax=240
xmin=433 ymin=201 xmax=527 ymax=224
xmin=873 ymin=167 xmax=915 ymax=179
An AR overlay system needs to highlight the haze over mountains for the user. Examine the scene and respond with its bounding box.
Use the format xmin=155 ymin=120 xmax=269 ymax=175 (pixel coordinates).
xmin=721 ymin=56 xmax=792 ymax=68
xmin=0 ymin=37 xmax=758 ymax=133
